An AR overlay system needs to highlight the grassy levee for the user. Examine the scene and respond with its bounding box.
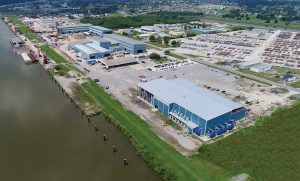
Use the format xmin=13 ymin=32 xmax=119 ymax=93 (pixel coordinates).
xmin=40 ymin=45 xmax=67 ymax=64
xmin=6 ymin=15 xmax=39 ymax=41
xmin=40 ymin=45 xmax=85 ymax=75
xmin=78 ymin=79 xmax=231 ymax=181
xmin=198 ymin=101 xmax=300 ymax=181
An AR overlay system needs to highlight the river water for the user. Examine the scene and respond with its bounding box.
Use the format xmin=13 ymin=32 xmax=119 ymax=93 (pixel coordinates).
xmin=0 ymin=19 xmax=160 ymax=181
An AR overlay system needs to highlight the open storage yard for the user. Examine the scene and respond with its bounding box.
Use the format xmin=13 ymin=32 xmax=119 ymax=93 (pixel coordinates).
xmin=262 ymin=31 xmax=300 ymax=69
xmin=175 ymin=29 xmax=272 ymax=61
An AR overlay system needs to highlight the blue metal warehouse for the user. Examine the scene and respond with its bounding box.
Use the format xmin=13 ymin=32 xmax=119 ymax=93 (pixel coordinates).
xmin=69 ymin=39 xmax=112 ymax=60
xmin=90 ymin=26 xmax=113 ymax=36
xmin=103 ymin=34 xmax=146 ymax=54
xmin=57 ymin=24 xmax=91 ymax=34
xmin=137 ymin=78 xmax=246 ymax=138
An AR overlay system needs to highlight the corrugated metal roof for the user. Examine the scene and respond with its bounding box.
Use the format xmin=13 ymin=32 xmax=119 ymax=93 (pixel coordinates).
xmin=73 ymin=44 xmax=98 ymax=54
xmin=57 ymin=24 xmax=91 ymax=29
xmin=104 ymin=34 xmax=145 ymax=45
xmin=250 ymin=63 xmax=272 ymax=70
xmin=85 ymin=43 xmax=109 ymax=53
xmin=90 ymin=26 xmax=112 ymax=32
xmin=138 ymin=78 xmax=242 ymax=121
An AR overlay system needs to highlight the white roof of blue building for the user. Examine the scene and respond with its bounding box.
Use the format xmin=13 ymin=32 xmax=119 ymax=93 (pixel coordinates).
xmin=90 ymin=26 xmax=112 ymax=32
xmin=104 ymin=34 xmax=146 ymax=45
xmin=86 ymin=43 xmax=109 ymax=53
xmin=73 ymin=44 xmax=98 ymax=54
xmin=57 ymin=24 xmax=91 ymax=29
xmin=138 ymin=78 xmax=243 ymax=121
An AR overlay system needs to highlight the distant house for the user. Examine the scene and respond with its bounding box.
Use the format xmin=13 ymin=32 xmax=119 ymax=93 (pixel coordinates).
xmin=280 ymin=74 xmax=296 ymax=82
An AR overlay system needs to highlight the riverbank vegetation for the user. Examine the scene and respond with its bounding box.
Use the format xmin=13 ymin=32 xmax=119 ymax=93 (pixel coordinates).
xmin=81 ymin=12 xmax=201 ymax=29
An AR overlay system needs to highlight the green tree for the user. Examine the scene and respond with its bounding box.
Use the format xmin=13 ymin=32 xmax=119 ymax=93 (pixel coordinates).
xmin=149 ymin=35 xmax=156 ymax=42
xmin=149 ymin=53 xmax=161 ymax=60
xmin=163 ymin=36 xmax=170 ymax=45
xmin=164 ymin=50 xmax=170 ymax=55
xmin=186 ymin=31 xmax=196 ymax=37
xmin=171 ymin=40 xmax=178 ymax=47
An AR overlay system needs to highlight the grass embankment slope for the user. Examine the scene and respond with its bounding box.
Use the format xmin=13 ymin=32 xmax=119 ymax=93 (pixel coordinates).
xmin=198 ymin=101 xmax=300 ymax=181
xmin=81 ymin=12 xmax=201 ymax=30
xmin=39 ymin=45 xmax=99 ymax=114
xmin=40 ymin=45 xmax=84 ymax=75
xmin=205 ymin=15 xmax=300 ymax=30
xmin=6 ymin=14 xmax=39 ymax=41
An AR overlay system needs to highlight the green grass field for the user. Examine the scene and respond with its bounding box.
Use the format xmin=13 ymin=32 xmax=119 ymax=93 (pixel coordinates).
xmin=167 ymin=52 xmax=186 ymax=60
xmin=239 ymin=68 xmax=279 ymax=82
xmin=148 ymin=42 xmax=170 ymax=48
xmin=290 ymin=81 xmax=300 ymax=88
xmin=40 ymin=45 xmax=67 ymax=64
xmin=198 ymin=101 xmax=300 ymax=181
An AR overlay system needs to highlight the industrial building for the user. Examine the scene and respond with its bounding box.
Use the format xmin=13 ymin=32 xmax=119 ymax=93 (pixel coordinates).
xmin=89 ymin=26 xmax=113 ymax=36
xmin=57 ymin=24 xmax=91 ymax=34
xmin=138 ymin=78 xmax=246 ymax=138
xmin=68 ymin=38 xmax=112 ymax=59
xmin=39 ymin=17 xmax=68 ymax=27
xmin=250 ymin=63 xmax=272 ymax=72
xmin=103 ymin=34 xmax=146 ymax=54
xmin=191 ymin=28 xmax=219 ymax=34
xmin=238 ymin=60 xmax=260 ymax=69
xmin=99 ymin=57 xmax=138 ymax=69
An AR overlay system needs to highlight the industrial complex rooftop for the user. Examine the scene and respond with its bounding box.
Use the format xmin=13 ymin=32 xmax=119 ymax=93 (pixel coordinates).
xmin=138 ymin=78 xmax=243 ymax=121
xmin=104 ymin=33 xmax=146 ymax=45
xmin=56 ymin=23 xmax=91 ymax=29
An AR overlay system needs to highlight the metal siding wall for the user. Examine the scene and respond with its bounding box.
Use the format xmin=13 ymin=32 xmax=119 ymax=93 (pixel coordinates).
xmin=230 ymin=109 xmax=246 ymax=122
xmin=163 ymin=104 xmax=169 ymax=117
xmin=206 ymin=112 xmax=231 ymax=134
xmin=169 ymin=103 xmax=174 ymax=111
xmin=185 ymin=110 xmax=192 ymax=120
xmin=153 ymin=98 xmax=159 ymax=108
xmin=154 ymin=98 xmax=169 ymax=117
